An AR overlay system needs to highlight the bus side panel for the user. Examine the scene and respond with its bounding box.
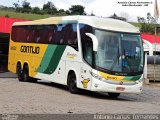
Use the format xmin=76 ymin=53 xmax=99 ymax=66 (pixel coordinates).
xmin=34 ymin=60 xmax=66 ymax=85
xmin=8 ymin=50 xmax=16 ymax=73
xmin=34 ymin=44 xmax=67 ymax=84
xmin=79 ymin=63 xmax=92 ymax=90
xmin=8 ymin=40 xmax=48 ymax=77
xmin=8 ymin=41 xmax=19 ymax=73
xmin=64 ymin=46 xmax=81 ymax=86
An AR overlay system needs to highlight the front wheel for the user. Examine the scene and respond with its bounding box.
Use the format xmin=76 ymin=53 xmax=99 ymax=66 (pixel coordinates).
xmin=108 ymin=92 xmax=120 ymax=98
xmin=68 ymin=73 xmax=79 ymax=94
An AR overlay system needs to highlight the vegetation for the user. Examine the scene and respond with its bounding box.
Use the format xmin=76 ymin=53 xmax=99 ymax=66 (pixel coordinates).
xmin=0 ymin=10 xmax=51 ymax=20
xmin=12 ymin=0 xmax=86 ymax=16
xmin=0 ymin=0 xmax=87 ymax=20
xmin=137 ymin=13 xmax=156 ymax=34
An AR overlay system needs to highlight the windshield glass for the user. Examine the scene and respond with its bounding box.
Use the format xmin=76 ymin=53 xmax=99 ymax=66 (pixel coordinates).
xmin=95 ymin=29 xmax=143 ymax=75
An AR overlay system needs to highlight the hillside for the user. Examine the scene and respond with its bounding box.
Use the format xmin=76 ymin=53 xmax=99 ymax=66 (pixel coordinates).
xmin=0 ymin=10 xmax=51 ymax=20
xmin=0 ymin=10 xmax=142 ymax=30
xmin=130 ymin=22 xmax=141 ymax=28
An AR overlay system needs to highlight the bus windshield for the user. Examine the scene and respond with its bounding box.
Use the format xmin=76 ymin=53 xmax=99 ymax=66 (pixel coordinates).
xmin=95 ymin=29 xmax=143 ymax=75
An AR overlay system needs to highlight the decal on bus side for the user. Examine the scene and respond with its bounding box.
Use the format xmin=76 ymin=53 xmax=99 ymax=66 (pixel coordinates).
xmin=36 ymin=45 xmax=66 ymax=74
xmin=20 ymin=45 xmax=40 ymax=54
xmin=81 ymin=79 xmax=90 ymax=88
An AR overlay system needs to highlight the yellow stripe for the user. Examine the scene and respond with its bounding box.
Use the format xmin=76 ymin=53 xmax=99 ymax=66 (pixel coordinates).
xmin=99 ymin=71 xmax=131 ymax=82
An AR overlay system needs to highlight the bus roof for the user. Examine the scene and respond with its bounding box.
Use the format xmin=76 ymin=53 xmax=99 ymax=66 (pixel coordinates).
xmin=13 ymin=15 xmax=139 ymax=33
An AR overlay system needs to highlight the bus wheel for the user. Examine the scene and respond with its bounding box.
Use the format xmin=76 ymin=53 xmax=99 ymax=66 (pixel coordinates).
xmin=16 ymin=64 xmax=23 ymax=81
xmin=68 ymin=73 xmax=79 ymax=94
xmin=108 ymin=92 xmax=120 ymax=98
xmin=23 ymin=65 xmax=31 ymax=82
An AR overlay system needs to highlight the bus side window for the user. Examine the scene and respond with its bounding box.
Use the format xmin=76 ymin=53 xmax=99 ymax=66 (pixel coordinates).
xmin=11 ymin=27 xmax=18 ymax=42
xmin=40 ymin=26 xmax=45 ymax=43
xmin=47 ymin=25 xmax=57 ymax=44
xmin=21 ymin=27 xmax=26 ymax=42
xmin=63 ymin=24 xmax=73 ymax=44
xmin=35 ymin=29 xmax=41 ymax=43
xmin=54 ymin=24 xmax=64 ymax=44
xmin=25 ymin=29 xmax=30 ymax=42
xmin=71 ymin=24 xmax=78 ymax=50
xmin=63 ymin=23 xmax=78 ymax=50
xmin=28 ymin=29 xmax=35 ymax=43
xmin=11 ymin=26 xmax=25 ymax=42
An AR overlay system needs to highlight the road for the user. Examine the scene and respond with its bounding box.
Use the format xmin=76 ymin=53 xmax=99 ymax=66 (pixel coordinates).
xmin=0 ymin=78 xmax=160 ymax=114
xmin=0 ymin=72 xmax=17 ymax=78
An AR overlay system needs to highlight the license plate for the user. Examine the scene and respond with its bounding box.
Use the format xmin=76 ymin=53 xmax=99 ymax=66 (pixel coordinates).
xmin=116 ymin=87 xmax=125 ymax=91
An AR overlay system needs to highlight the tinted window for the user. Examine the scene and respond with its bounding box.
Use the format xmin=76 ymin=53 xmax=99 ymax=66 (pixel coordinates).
xmin=11 ymin=24 xmax=78 ymax=50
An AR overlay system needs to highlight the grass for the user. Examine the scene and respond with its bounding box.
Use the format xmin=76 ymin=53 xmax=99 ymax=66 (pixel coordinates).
xmin=0 ymin=9 xmax=143 ymax=29
xmin=130 ymin=22 xmax=141 ymax=28
xmin=0 ymin=10 xmax=52 ymax=20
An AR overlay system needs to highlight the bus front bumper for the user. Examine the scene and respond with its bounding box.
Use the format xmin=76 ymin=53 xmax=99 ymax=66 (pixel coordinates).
xmin=91 ymin=78 xmax=143 ymax=94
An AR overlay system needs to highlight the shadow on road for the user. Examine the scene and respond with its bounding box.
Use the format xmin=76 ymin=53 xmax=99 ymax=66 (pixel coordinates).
xmin=36 ymin=79 xmax=130 ymax=101
xmin=0 ymin=72 xmax=17 ymax=78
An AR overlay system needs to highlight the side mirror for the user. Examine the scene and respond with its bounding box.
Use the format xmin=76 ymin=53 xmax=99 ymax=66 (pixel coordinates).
xmin=85 ymin=33 xmax=98 ymax=52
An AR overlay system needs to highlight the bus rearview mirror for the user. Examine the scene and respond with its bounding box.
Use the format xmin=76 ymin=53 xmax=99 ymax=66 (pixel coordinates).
xmin=85 ymin=33 xmax=98 ymax=52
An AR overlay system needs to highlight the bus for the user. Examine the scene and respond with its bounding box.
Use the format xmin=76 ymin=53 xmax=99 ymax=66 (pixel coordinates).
xmin=8 ymin=16 xmax=144 ymax=98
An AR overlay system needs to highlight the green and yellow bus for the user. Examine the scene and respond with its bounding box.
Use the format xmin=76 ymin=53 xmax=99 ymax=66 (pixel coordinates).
xmin=8 ymin=16 xmax=144 ymax=98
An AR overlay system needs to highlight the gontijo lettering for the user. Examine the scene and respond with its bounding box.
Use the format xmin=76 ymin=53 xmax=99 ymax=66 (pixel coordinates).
xmin=20 ymin=45 xmax=40 ymax=54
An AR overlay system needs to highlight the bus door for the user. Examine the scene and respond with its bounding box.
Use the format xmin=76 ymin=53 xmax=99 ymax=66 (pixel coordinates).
xmin=80 ymin=36 xmax=92 ymax=90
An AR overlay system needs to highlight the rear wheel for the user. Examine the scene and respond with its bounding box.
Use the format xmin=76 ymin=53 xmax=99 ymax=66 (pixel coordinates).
xmin=68 ymin=73 xmax=79 ymax=94
xmin=16 ymin=64 xmax=23 ymax=81
xmin=23 ymin=65 xmax=31 ymax=82
xmin=108 ymin=92 xmax=120 ymax=98
xmin=23 ymin=65 xmax=37 ymax=83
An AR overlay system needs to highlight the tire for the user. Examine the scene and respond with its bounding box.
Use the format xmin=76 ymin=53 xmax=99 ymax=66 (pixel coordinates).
xmin=16 ymin=64 xmax=23 ymax=81
xmin=68 ymin=73 xmax=79 ymax=94
xmin=108 ymin=92 xmax=120 ymax=98
xmin=23 ymin=65 xmax=31 ymax=82
xmin=23 ymin=65 xmax=37 ymax=82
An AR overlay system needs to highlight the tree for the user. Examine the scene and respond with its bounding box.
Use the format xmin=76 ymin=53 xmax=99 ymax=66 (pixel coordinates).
xmin=56 ymin=9 xmax=67 ymax=16
xmin=69 ymin=5 xmax=86 ymax=15
xmin=110 ymin=13 xmax=126 ymax=21
xmin=13 ymin=1 xmax=19 ymax=9
xmin=137 ymin=13 xmax=155 ymax=34
xmin=120 ymin=12 xmax=130 ymax=21
xmin=90 ymin=11 xmax=95 ymax=16
xmin=137 ymin=17 xmax=146 ymax=23
xmin=13 ymin=0 xmax=22 ymax=12
xmin=32 ymin=7 xmax=41 ymax=14
xmin=43 ymin=1 xmax=57 ymax=14
xmin=21 ymin=0 xmax=32 ymax=13
xmin=147 ymin=12 xmax=156 ymax=24
xmin=66 ymin=10 xmax=70 ymax=15
xmin=58 ymin=9 xmax=65 ymax=13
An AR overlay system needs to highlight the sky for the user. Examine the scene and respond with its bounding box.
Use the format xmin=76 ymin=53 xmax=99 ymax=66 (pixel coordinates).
xmin=0 ymin=0 xmax=159 ymax=22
